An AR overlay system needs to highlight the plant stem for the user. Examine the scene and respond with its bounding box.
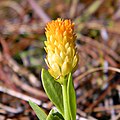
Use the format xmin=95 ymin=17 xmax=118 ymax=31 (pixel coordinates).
xmin=62 ymin=79 xmax=70 ymax=120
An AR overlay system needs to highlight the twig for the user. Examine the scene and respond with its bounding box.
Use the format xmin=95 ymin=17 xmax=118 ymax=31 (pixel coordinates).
xmin=6 ymin=55 xmax=41 ymax=88
xmin=1 ymin=21 xmax=44 ymax=35
xmin=0 ymin=38 xmax=10 ymax=55
xmin=0 ymin=64 xmax=17 ymax=90
xmin=27 ymin=0 xmax=51 ymax=23
xmin=69 ymin=0 xmax=79 ymax=18
xmin=74 ymin=67 xmax=120 ymax=82
xmin=112 ymin=113 xmax=120 ymax=120
xmin=0 ymin=109 xmax=6 ymax=115
xmin=75 ymin=0 xmax=104 ymax=24
xmin=77 ymin=89 xmax=94 ymax=104
xmin=11 ymin=73 xmax=47 ymax=100
xmin=0 ymin=86 xmax=41 ymax=105
xmin=77 ymin=44 xmax=117 ymax=67
xmin=0 ymin=38 xmax=41 ymax=87
xmin=93 ymin=105 xmax=120 ymax=112
xmin=86 ymin=21 xmax=120 ymax=35
xmin=0 ymin=103 xmax=23 ymax=114
xmin=77 ymin=35 xmax=120 ymax=62
xmin=77 ymin=109 xmax=98 ymax=120
xmin=84 ymin=79 xmax=119 ymax=113
xmin=0 ymin=1 xmax=24 ymax=18
xmin=0 ymin=115 xmax=5 ymax=120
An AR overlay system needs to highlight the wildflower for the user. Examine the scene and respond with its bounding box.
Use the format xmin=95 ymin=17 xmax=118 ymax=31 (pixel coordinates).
xmin=45 ymin=18 xmax=78 ymax=80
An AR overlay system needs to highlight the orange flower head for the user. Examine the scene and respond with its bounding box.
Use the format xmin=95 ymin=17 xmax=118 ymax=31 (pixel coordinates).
xmin=45 ymin=18 xmax=78 ymax=79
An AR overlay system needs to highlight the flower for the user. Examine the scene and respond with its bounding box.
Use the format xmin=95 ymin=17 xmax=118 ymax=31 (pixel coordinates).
xmin=45 ymin=18 xmax=78 ymax=80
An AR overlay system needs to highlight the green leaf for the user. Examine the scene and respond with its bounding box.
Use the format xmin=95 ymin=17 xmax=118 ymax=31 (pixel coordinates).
xmin=47 ymin=113 xmax=61 ymax=120
xmin=29 ymin=100 xmax=47 ymax=120
xmin=52 ymin=111 xmax=64 ymax=120
xmin=41 ymin=69 xmax=64 ymax=115
xmin=47 ymin=109 xmax=64 ymax=120
xmin=67 ymin=73 xmax=76 ymax=120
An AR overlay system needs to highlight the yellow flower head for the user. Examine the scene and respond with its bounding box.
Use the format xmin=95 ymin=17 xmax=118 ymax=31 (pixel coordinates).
xmin=45 ymin=18 xmax=78 ymax=79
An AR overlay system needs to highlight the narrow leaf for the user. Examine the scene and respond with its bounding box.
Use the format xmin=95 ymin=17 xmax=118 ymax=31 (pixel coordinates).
xmin=47 ymin=109 xmax=63 ymax=120
xmin=41 ymin=69 xmax=64 ymax=115
xmin=47 ymin=114 xmax=61 ymax=120
xmin=29 ymin=100 xmax=47 ymax=120
xmin=67 ymin=73 xmax=76 ymax=120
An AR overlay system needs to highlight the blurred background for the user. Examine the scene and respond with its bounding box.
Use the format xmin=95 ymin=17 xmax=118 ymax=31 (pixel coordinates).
xmin=0 ymin=0 xmax=120 ymax=120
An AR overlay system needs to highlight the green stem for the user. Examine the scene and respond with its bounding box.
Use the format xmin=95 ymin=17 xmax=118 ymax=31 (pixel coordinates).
xmin=62 ymin=79 xmax=70 ymax=120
